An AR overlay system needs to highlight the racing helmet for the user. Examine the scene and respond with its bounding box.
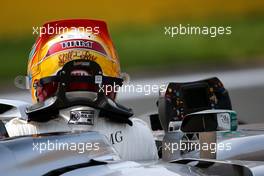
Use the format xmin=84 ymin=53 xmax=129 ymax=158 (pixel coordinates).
xmin=27 ymin=19 xmax=121 ymax=103
xmin=23 ymin=19 xmax=133 ymax=124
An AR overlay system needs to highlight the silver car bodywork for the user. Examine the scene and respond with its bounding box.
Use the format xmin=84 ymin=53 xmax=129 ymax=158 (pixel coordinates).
xmin=1 ymin=131 xmax=263 ymax=176
xmin=1 ymin=100 xmax=264 ymax=175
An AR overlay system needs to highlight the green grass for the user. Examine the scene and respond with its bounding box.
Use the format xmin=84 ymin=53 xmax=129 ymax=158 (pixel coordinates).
xmin=112 ymin=17 xmax=264 ymax=70
xmin=0 ymin=17 xmax=263 ymax=80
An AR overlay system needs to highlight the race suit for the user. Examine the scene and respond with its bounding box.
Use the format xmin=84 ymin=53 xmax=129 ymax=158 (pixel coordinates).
xmin=5 ymin=109 xmax=159 ymax=161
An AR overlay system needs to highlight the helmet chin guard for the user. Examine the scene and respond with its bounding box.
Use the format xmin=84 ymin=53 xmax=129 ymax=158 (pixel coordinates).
xmin=26 ymin=60 xmax=133 ymax=126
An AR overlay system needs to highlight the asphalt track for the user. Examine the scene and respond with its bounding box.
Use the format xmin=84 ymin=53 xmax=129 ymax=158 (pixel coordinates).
xmin=1 ymin=68 xmax=263 ymax=124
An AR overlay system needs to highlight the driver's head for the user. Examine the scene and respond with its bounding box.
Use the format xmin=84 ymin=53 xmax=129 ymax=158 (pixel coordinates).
xmin=27 ymin=19 xmax=122 ymax=103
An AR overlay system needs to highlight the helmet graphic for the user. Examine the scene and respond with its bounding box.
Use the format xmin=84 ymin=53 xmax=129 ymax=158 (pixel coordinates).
xmin=27 ymin=19 xmax=122 ymax=103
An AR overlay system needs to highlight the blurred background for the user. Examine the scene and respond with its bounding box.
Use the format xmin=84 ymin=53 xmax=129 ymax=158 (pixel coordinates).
xmin=0 ymin=0 xmax=264 ymax=123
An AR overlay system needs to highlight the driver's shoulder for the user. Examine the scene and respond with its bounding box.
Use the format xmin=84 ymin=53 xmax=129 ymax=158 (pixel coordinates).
xmin=130 ymin=117 xmax=151 ymax=129
xmin=5 ymin=118 xmax=38 ymax=137
xmin=5 ymin=117 xmax=68 ymax=137
xmin=6 ymin=117 xmax=28 ymax=126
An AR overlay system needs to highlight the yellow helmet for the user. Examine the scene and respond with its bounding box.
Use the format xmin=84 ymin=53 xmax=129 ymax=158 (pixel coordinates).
xmin=27 ymin=19 xmax=121 ymax=103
